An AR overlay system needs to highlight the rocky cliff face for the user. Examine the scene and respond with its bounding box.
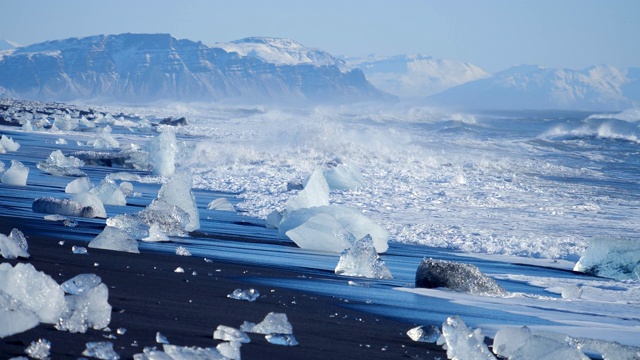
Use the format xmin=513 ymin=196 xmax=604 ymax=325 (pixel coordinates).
xmin=0 ymin=33 xmax=388 ymax=104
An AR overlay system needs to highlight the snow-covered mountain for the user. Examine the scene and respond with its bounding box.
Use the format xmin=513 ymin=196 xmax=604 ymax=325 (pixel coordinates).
xmin=0 ymin=39 xmax=19 ymax=51
xmin=0 ymin=33 xmax=388 ymax=104
xmin=427 ymin=64 xmax=640 ymax=111
xmin=345 ymin=54 xmax=490 ymax=98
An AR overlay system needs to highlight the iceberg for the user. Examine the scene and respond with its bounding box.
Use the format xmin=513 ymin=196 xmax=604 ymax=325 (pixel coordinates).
xmin=213 ymin=325 xmax=251 ymax=343
xmin=1 ymin=160 xmax=29 ymax=186
xmin=335 ymin=235 xmax=393 ymax=279
xmin=147 ymin=131 xmax=178 ymax=176
xmin=89 ymin=226 xmax=140 ymax=254
xmin=24 ymin=338 xmax=51 ymax=360
xmin=207 ymin=198 xmax=236 ymax=212
xmin=36 ymin=150 xmax=86 ymax=176
xmin=0 ymin=228 xmax=29 ymax=259
xmin=285 ymin=213 xmax=355 ymax=253
xmin=0 ymin=134 xmax=20 ymax=151
xmin=415 ymin=258 xmax=506 ymax=296
xmin=82 ymin=341 xmax=120 ymax=360
xmin=573 ymin=237 xmax=640 ymax=281
xmin=65 ymin=177 xmax=92 ymax=194
xmin=0 ymin=291 xmax=39 ymax=338
xmin=157 ymin=175 xmax=200 ymax=232
xmin=437 ymin=316 xmax=496 ymax=360
xmin=323 ymin=162 xmax=365 ymax=190
xmin=285 ymin=168 xmax=330 ymax=212
xmin=175 ymin=246 xmax=191 ymax=256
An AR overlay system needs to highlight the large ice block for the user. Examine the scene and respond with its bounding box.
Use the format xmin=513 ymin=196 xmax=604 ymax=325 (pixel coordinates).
xmin=88 ymin=226 xmax=140 ymax=254
xmin=437 ymin=316 xmax=496 ymax=360
xmin=36 ymin=150 xmax=86 ymax=176
xmin=147 ymin=131 xmax=178 ymax=176
xmin=0 ymin=228 xmax=29 ymax=259
xmin=285 ymin=169 xmax=330 ymax=212
xmin=1 ymin=160 xmax=29 ymax=186
xmin=415 ymin=258 xmax=506 ymax=296
xmin=285 ymin=213 xmax=354 ymax=253
xmin=157 ymin=175 xmax=200 ymax=232
xmin=573 ymin=237 xmax=640 ymax=281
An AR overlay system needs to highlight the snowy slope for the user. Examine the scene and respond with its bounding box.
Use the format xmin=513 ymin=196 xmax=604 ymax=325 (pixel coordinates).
xmin=0 ymin=33 xmax=387 ymax=103
xmin=427 ymin=64 xmax=639 ymax=111
xmin=346 ymin=54 xmax=490 ymax=98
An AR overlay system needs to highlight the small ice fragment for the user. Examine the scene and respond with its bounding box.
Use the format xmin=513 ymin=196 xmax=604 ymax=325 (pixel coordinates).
xmin=89 ymin=226 xmax=139 ymax=254
xmin=24 ymin=338 xmax=51 ymax=360
xmin=33 ymin=197 xmax=103 ymax=219
xmin=65 ymin=177 xmax=92 ymax=194
xmin=72 ymin=193 xmax=107 ymax=218
xmin=266 ymin=334 xmax=299 ymax=346
xmin=61 ymin=274 xmax=102 ymax=295
xmin=216 ymin=341 xmax=242 ymax=360
xmin=93 ymin=125 xmax=120 ymax=149
xmin=561 ymin=285 xmax=583 ymax=300
xmin=1 ymin=160 xmax=29 ymax=186
xmin=133 ymin=347 xmax=173 ymax=360
xmin=207 ymin=198 xmax=236 ymax=212
xmin=59 ymin=241 xmax=65 ymax=245
xmin=64 ymin=219 xmax=78 ymax=227
xmin=0 ymin=228 xmax=30 ymax=259
xmin=239 ymin=321 xmax=256 ymax=333
xmin=82 ymin=341 xmax=120 ymax=360
xmin=174 ymin=267 xmax=184 ymax=273
xmin=91 ymin=178 xmax=127 ymax=206
xmin=56 ymin=138 xmax=68 ymax=145
xmin=335 ymin=235 xmax=392 ymax=279
xmin=438 ymin=316 xmax=496 ymax=360
xmin=227 ymin=288 xmax=260 ymax=302
xmin=162 ymin=344 xmax=221 ymax=359
xmin=175 ymin=246 xmax=191 ymax=256
xmin=213 ymin=325 xmax=251 ymax=343
xmin=407 ymin=325 xmax=441 ymax=343
xmin=36 ymin=150 xmax=85 ymax=176
xmin=44 ymin=214 xmax=67 ymax=221
xmin=156 ymin=332 xmax=169 ymax=344
xmin=72 ymin=246 xmax=88 ymax=254
xmin=0 ymin=135 xmax=20 ymax=151
xmin=117 ymin=328 xmax=126 ymax=335
xmin=56 ymin=283 xmax=112 ymax=333
xmin=245 ymin=312 xmax=293 ymax=335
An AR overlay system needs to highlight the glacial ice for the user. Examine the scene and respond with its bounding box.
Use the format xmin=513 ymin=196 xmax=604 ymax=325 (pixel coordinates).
xmin=36 ymin=150 xmax=86 ymax=176
xmin=241 ymin=312 xmax=293 ymax=335
xmin=52 ymin=114 xmax=78 ymax=131
xmin=335 ymin=235 xmax=393 ymax=279
xmin=57 ymin=282 xmax=112 ymax=333
xmin=162 ymin=344 xmax=225 ymax=360
xmin=227 ymin=288 xmax=260 ymax=302
xmin=82 ymin=341 xmax=120 ymax=360
xmin=157 ymin=175 xmax=200 ymax=232
xmin=65 ymin=177 xmax=92 ymax=194
xmin=24 ymin=338 xmax=51 ymax=360
xmin=437 ymin=315 xmax=496 ymax=360
xmin=33 ymin=197 xmax=103 ymax=218
xmin=61 ymin=274 xmax=102 ymax=295
xmin=265 ymin=334 xmax=299 ymax=346
xmin=0 ymin=134 xmax=20 ymax=151
xmin=0 ymin=262 xmax=66 ymax=324
xmin=175 ymin=246 xmax=191 ymax=256
xmin=108 ymin=199 xmax=190 ymax=239
xmin=285 ymin=213 xmax=355 ymax=253
xmin=89 ymin=226 xmax=140 ymax=254
xmin=148 ymin=131 xmax=178 ymax=176
xmin=265 ymin=210 xmax=282 ymax=229
xmin=492 ymin=326 xmax=534 ymax=358
xmin=91 ymin=178 xmax=127 ymax=206
xmin=285 ymin=168 xmax=330 ymax=212
xmin=156 ymin=332 xmax=170 ymax=344
xmin=213 ymin=325 xmax=251 ymax=343
xmin=406 ymin=325 xmax=442 ymax=343
xmin=72 ymin=192 xmax=107 ymax=218
xmin=0 ymin=291 xmax=39 ymax=338
xmin=500 ymin=332 xmax=588 ymax=360
xmin=207 ymin=198 xmax=236 ymax=212
xmin=323 ymin=162 xmax=365 ymax=190
xmin=1 ymin=160 xmax=29 ymax=186
xmin=573 ymin=237 xmax=640 ymax=281
xmin=415 ymin=258 xmax=507 ymax=296
xmin=133 ymin=347 xmax=174 ymax=360
xmin=93 ymin=125 xmax=120 ymax=149
xmin=0 ymin=228 xmax=30 ymax=259
xmin=142 ymin=223 xmax=170 ymax=242
xmin=216 ymin=341 xmax=242 ymax=360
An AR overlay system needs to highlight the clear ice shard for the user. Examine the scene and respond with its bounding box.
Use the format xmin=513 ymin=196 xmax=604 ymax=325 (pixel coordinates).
xmin=265 ymin=334 xmax=299 ymax=346
xmin=56 ymin=282 xmax=112 ymax=333
xmin=335 ymin=235 xmax=393 ymax=279
xmin=285 ymin=213 xmax=354 ymax=253
xmin=323 ymin=162 xmax=365 ymax=190
xmin=438 ymin=315 xmax=496 ymax=360
xmin=36 ymin=150 xmax=86 ymax=176
xmin=0 ymin=228 xmax=30 ymax=259
xmin=573 ymin=237 xmax=640 ymax=281
xmin=82 ymin=341 xmax=120 ymax=360
xmin=285 ymin=168 xmax=330 ymax=212
xmin=24 ymin=338 xmax=51 ymax=360
xmin=61 ymin=274 xmax=102 ymax=295
xmin=65 ymin=177 xmax=92 ymax=194
xmin=147 ymin=131 xmax=178 ymax=176
xmin=407 ymin=325 xmax=441 ymax=343
xmin=242 ymin=312 xmax=293 ymax=335
xmin=156 ymin=332 xmax=169 ymax=344
xmin=157 ymin=175 xmax=200 ymax=232
xmin=213 ymin=325 xmax=251 ymax=343
xmin=89 ymin=226 xmax=140 ymax=254
xmin=415 ymin=258 xmax=506 ymax=296
xmin=1 ymin=160 xmax=29 ymax=186
xmin=227 ymin=288 xmax=260 ymax=302
xmin=207 ymin=198 xmax=236 ymax=212
xmin=0 ymin=135 xmax=20 ymax=151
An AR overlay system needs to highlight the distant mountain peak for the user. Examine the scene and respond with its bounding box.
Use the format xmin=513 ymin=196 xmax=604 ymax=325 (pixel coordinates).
xmin=0 ymin=39 xmax=20 ymax=51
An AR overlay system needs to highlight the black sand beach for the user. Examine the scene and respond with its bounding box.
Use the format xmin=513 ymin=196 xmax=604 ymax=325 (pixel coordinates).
xmin=0 ymin=217 xmax=446 ymax=359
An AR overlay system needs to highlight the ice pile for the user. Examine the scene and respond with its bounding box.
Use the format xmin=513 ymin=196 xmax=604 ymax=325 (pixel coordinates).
xmin=0 ymin=134 xmax=20 ymax=152
xmin=1 ymin=160 xmax=29 ymax=186
xmin=406 ymin=325 xmax=442 ymax=343
xmin=227 ymin=288 xmax=260 ymax=302
xmin=36 ymin=150 xmax=86 ymax=176
xmin=25 ymin=338 xmax=51 ymax=359
xmin=573 ymin=237 xmax=640 ymax=281
xmin=274 ymin=169 xmax=389 ymax=253
xmin=89 ymin=226 xmax=140 ymax=254
xmin=207 ymin=198 xmax=236 ymax=212
xmin=415 ymin=258 xmax=507 ymax=296
xmin=33 ymin=195 xmax=106 ymax=219
xmin=82 ymin=341 xmax=119 ymax=360
xmin=240 ymin=312 xmax=298 ymax=346
xmin=147 ymin=131 xmax=178 ymax=176
xmin=323 ymin=162 xmax=365 ymax=190
xmin=437 ymin=315 xmax=496 ymax=360
xmin=0 ymin=228 xmax=30 ymax=259
xmin=335 ymin=235 xmax=393 ymax=279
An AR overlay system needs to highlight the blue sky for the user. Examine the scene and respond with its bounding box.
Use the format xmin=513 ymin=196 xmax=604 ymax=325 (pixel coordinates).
xmin=1 ymin=0 xmax=638 ymax=72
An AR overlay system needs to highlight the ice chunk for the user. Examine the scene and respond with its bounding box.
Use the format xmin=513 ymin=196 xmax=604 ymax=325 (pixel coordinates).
xmin=265 ymin=210 xmax=282 ymax=229
xmin=133 ymin=348 xmax=174 ymax=360
xmin=0 ymin=291 xmax=39 ymax=338
xmin=437 ymin=315 xmax=496 ymax=360
xmin=33 ymin=197 xmax=102 ymax=218
xmin=36 ymin=150 xmax=86 ymax=176
xmin=0 ymin=228 xmax=29 ymax=259
xmin=213 ymin=325 xmax=251 ymax=343
xmin=279 ymin=205 xmax=389 ymax=253
xmin=285 ymin=169 xmax=330 ymax=212
xmin=82 ymin=341 xmax=120 ymax=360
xmin=89 ymin=226 xmax=139 ymax=254
xmin=0 ymin=134 xmax=20 ymax=151
xmin=162 ymin=344 xmax=224 ymax=360
xmin=175 ymin=246 xmax=191 ymax=256
xmin=72 ymin=193 xmax=107 ymax=218
xmin=335 ymin=235 xmax=393 ymax=279
xmin=106 ymin=172 xmax=142 ymax=182
xmin=157 ymin=175 xmax=200 ymax=232
xmin=285 ymin=213 xmax=355 ymax=253
xmin=57 ymin=283 xmax=112 ymax=333
xmin=207 ymin=198 xmax=236 ymax=212
xmin=508 ymin=333 xmax=588 ymax=360
xmin=65 ymin=177 xmax=92 ymax=194
xmin=492 ymin=326 xmax=533 ymax=358
xmin=61 ymin=274 xmax=102 ymax=295
xmin=56 ymin=138 xmax=68 ymax=145
xmin=52 ymin=114 xmax=78 ymax=131
xmin=147 ymin=131 xmax=178 ymax=176
xmin=415 ymin=258 xmax=507 ymax=296
xmin=91 ymin=178 xmax=127 ymax=206
xmin=227 ymin=288 xmax=260 ymax=302
xmin=93 ymin=125 xmax=120 ymax=149
xmin=1 ymin=160 xmax=29 ymax=186
xmin=72 ymin=246 xmax=88 ymax=254
xmin=407 ymin=325 xmax=442 ymax=343
xmin=0 ymin=262 xmax=66 ymax=324
xmin=242 ymin=312 xmax=293 ymax=335
xmin=25 ymin=338 xmax=51 ymax=359
xmin=323 ymin=162 xmax=365 ymax=190
xmin=142 ymin=223 xmax=170 ymax=242
xmin=0 ymin=161 xmax=4 ymax=173
xmin=571 ymin=336 xmax=640 ymax=359
xmin=265 ymin=334 xmax=299 ymax=346
xmin=216 ymin=341 xmax=241 ymax=360
xmin=119 ymin=181 xmax=134 ymax=196
xmin=156 ymin=332 xmax=170 ymax=344
xmin=141 ymin=200 xmax=191 ymax=236
xmin=573 ymin=237 xmax=640 ymax=281
xmin=561 ymin=285 xmax=583 ymax=300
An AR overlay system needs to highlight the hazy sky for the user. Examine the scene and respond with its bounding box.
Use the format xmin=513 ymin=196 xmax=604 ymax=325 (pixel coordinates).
xmin=1 ymin=0 xmax=638 ymax=72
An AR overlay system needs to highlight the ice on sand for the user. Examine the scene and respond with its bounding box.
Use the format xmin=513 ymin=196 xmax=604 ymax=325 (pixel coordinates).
xmin=61 ymin=274 xmax=102 ymax=295
xmin=142 ymin=223 xmax=170 ymax=242
xmin=91 ymin=178 xmax=127 ymax=206
xmin=36 ymin=150 xmax=86 ymax=176
xmin=265 ymin=210 xmax=283 ymax=229
xmin=227 ymin=288 xmax=260 ymax=302
xmin=32 ymin=196 xmax=105 ymax=218
xmin=108 ymin=200 xmax=190 ymax=239
xmin=1 ymin=160 xmax=29 ymax=186
xmin=241 ymin=312 xmax=293 ymax=335
xmin=92 ymin=125 xmax=120 ymax=149
xmin=415 ymin=258 xmax=507 ymax=296
xmin=82 ymin=341 xmax=120 ymax=360
xmin=266 ymin=334 xmax=299 ymax=346
xmin=0 ymin=134 xmax=20 ymax=151
xmin=213 ymin=325 xmax=251 ymax=343
xmin=24 ymin=338 xmax=51 ymax=359
xmin=0 ymin=228 xmax=30 ymax=259
xmin=148 ymin=131 xmax=178 ymax=176
xmin=161 ymin=344 xmax=227 ymax=360
xmin=285 ymin=213 xmax=354 ymax=253
xmin=156 ymin=331 xmax=170 ymax=344
xmin=573 ymin=237 xmax=640 ymax=281
xmin=437 ymin=315 xmax=496 ymax=360
xmin=89 ymin=226 xmax=140 ymax=254
xmin=207 ymin=198 xmax=236 ymax=212
xmin=407 ymin=325 xmax=442 ymax=343
xmin=335 ymin=235 xmax=393 ymax=279
xmin=65 ymin=177 xmax=92 ymax=194
xmin=323 ymin=162 xmax=365 ymax=190
xmin=72 ymin=192 xmax=107 ymax=218
xmin=57 ymin=282 xmax=112 ymax=333
xmin=0 ymin=291 xmax=39 ymax=338
xmin=157 ymin=175 xmax=200 ymax=232
xmin=285 ymin=168 xmax=330 ymax=212
xmin=216 ymin=341 xmax=242 ymax=360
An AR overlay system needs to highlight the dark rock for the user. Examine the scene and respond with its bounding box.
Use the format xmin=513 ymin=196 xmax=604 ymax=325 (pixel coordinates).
xmin=415 ymin=258 xmax=507 ymax=295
